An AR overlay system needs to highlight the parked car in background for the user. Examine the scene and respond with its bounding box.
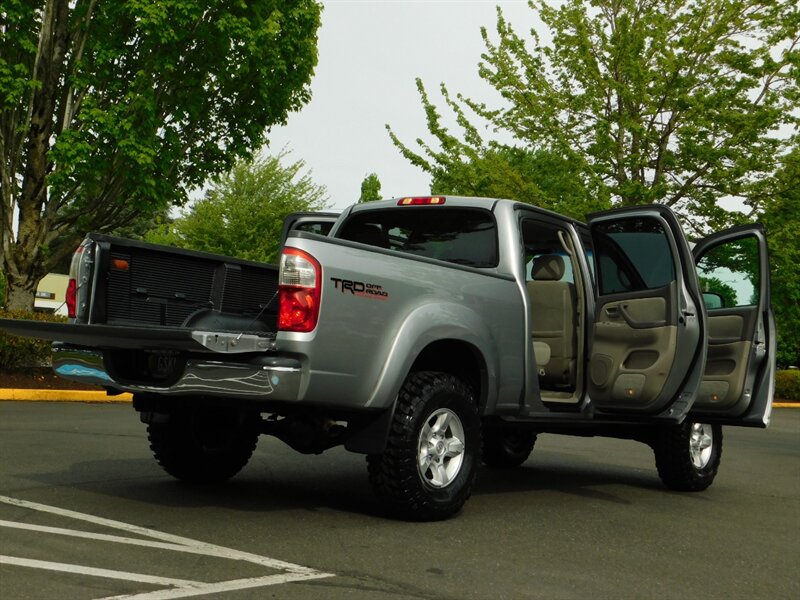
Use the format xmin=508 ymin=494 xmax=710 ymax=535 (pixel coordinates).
xmin=33 ymin=273 xmax=69 ymax=315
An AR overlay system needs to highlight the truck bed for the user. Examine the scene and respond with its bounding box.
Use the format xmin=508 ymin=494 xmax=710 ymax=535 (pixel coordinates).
xmin=80 ymin=234 xmax=279 ymax=334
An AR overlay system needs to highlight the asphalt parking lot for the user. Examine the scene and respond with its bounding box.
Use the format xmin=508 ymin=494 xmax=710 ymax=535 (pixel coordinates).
xmin=1 ymin=401 xmax=798 ymax=600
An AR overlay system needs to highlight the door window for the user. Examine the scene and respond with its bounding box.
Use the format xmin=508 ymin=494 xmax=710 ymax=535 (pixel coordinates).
xmin=696 ymin=236 xmax=760 ymax=309
xmin=592 ymin=218 xmax=676 ymax=295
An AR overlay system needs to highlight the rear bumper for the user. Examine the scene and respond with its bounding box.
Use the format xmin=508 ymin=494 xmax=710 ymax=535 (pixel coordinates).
xmin=52 ymin=345 xmax=302 ymax=401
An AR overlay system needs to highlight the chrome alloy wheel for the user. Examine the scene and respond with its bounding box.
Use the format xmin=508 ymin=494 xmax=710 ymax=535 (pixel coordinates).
xmin=417 ymin=408 xmax=466 ymax=488
xmin=689 ymin=423 xmax=714 ymax=468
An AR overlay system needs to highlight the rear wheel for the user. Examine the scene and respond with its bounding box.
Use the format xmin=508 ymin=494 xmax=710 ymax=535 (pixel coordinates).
xmin=367 ymin=371 xmax=481 ymax=521
xmin=482 ymin=427 xmax=537 ymax=468
xmin=653 ymin=421 xmax=722 ymax=491
xmin=147 ymin=407 xmax=259 ymax=483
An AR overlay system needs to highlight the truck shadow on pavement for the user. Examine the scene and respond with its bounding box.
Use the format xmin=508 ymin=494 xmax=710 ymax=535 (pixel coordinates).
xmin=21 ymin=449 xmax=686 ymax=519
xmin=476 ymin=462 xmax=665 ymax=506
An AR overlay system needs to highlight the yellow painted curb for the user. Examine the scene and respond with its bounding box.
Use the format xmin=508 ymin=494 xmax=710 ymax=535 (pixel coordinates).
xmin=0 ymin=389 xmax=132 ymax=403
xmin=0 ymin=389 xmax=796 ymax=407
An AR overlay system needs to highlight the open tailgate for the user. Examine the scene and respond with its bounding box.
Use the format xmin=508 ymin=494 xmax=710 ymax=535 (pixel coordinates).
xmin=0 ymin=319 xmax=275 ymax=354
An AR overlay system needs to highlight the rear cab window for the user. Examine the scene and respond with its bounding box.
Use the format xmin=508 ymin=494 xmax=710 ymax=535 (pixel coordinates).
xmin=337 ymin=207 xmax=499 ymax=268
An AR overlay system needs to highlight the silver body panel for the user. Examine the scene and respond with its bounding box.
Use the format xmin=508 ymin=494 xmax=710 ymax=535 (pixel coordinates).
xmin=278 ymin=235 xmax=525 ymax=412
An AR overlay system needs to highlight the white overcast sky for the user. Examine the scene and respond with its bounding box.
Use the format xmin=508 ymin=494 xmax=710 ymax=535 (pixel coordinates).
xmin=266 ymin=0 xmax=536 ymax=210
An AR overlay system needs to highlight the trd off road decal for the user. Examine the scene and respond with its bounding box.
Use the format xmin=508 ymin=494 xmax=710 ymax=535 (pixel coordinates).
xmin=330 ymin=277 xmax=389 ymax=300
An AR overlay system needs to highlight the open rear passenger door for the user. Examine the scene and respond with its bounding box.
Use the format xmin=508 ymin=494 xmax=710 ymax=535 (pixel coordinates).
xmin=586 ymin=205 xmax=707 ymax=421
xmin=690 ymin=225 xmax=775 ymax=427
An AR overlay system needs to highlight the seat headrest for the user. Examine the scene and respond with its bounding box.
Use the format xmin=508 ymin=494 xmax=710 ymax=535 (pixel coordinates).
xmin=532 ymin=255 xmax=565 ymax=281
xmin=345 ymin=223 xmax=389 ymax=248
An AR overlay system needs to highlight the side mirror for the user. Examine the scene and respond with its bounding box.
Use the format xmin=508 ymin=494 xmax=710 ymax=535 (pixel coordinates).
xmin=702 ymin=292 xmax=724 ymax=310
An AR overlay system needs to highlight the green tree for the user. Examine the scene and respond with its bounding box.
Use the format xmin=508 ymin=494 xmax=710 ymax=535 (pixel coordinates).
xmin=1 ymin=0 xmax=322 ymax=310
xmin=359 ymin=173 xmax=382 ymax=203
xmin=430 ymin=143 xmax=608 ymax=217
xmin=46 ymin=206 xmax=173 ymax=275
xmin=146 ymin=153 xmax=327 ymax=263
xmin=758 ymin=146 xmax=800 ymax=366
xmin=390 ymin=0 xmax=798 ymax=229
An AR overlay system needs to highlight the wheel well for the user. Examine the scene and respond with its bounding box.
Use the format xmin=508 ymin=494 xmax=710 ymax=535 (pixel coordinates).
xmin=410 ymin=340 xmax=488 ymax=412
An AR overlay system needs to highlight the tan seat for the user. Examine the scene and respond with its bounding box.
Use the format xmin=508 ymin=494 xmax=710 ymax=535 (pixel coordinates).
xmin=527 ymin=255 xmax=577 ymax=387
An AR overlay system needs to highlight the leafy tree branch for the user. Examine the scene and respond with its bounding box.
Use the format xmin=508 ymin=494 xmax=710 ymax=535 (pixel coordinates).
xmin=1 ymin=0 xmax=322 ymax=309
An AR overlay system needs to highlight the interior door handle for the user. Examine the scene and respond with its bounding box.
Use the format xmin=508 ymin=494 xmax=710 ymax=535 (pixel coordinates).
xmin=618 ymin=304 xmax=667 ymax=329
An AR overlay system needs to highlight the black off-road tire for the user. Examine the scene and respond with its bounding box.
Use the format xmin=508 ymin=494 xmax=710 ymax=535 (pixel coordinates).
xmin=482 ymin=427 xmax=537 ymax=468
xmin=367 ymin=371 xmax=481 ymax=521
xmin=147 ymin=408 xmax=259 ymax=483
xmin=653 ymin=421 xmax=723 ymax=492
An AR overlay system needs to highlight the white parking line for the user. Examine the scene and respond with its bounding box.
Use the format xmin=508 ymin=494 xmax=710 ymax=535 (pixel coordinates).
xmin=0 ymin=520 xmax=276 ymax=561
xmin=101 ymin=573 xmax=334 ymax=600
xmin=0 ymin=495 xmax=334 ymax=599
xmin=0 ymin=555 xmax=200 ymax=587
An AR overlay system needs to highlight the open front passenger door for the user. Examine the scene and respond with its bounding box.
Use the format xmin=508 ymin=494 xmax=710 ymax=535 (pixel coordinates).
xmin=690 ymin=225 xmax=775 ymax=427
xmin=586 ymin=205 xmax=706 ymax=421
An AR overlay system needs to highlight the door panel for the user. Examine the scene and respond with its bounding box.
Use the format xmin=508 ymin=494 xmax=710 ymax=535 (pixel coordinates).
xmin=587 ymin=206 xmax=705 ymax=418
xmin=700 ymin=309 xmax=756 ymax=412
xmin=591 ymin=291 xmax=677 ymax=410
xmin=592 ymin=315 xmax=677 ymax=408
xmin=691 ymin=226 xmax=774 ymax=426
xmin=708 ymin=313 xmax=748 ymax=341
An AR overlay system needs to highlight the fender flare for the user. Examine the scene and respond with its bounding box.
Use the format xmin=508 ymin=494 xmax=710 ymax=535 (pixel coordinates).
xmin=364 ymin=302 xmax=500 ymax=412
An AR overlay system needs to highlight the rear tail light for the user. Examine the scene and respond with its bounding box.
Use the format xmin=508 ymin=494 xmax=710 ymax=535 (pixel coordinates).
xmin=66 ymin=279 xmax=77 ymax=318
xmin=66 ymin=245 xmax=85 ymax=318
xmin=278 ymin=248 xmax=322 ymax=332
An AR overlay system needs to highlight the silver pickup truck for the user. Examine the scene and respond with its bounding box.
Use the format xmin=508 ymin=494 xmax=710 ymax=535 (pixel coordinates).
xmin=0 ymin=196 xmax=775 ymax=520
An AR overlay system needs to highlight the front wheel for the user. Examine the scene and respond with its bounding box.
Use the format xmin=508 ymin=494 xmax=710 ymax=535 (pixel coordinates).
xmin=147 ymin=407 xmax=259 ymax=483
xmin=367 ymin=371 xmax=481 ymax=521
xmin=653 ymin=421 xmax=722 ymax=491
